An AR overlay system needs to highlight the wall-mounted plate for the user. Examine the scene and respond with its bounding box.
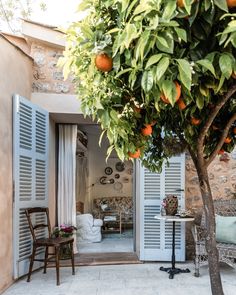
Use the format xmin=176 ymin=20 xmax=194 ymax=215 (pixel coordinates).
xmin=115 ymin=162 xmax=125 ymax=172
xmin=105 ymin=167 xmax=113 ymax=175
xmin=113 ymin=181 xmax=123 ymax=191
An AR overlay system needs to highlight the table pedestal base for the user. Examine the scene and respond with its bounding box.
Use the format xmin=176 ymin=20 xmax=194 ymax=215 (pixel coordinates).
xmin=160 ymin=266 xmax=190 ymax=279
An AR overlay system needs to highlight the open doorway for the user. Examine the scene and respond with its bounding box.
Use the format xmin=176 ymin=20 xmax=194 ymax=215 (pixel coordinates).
xmin=75 ymin=125 xmax=135 ymax=254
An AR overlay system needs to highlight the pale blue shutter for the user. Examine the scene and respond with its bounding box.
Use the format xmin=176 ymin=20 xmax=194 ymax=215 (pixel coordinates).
xmin=138 ymin=155 xmax=185 ymax=261
xmin=13 ymin=94 xmax=49 ymax=278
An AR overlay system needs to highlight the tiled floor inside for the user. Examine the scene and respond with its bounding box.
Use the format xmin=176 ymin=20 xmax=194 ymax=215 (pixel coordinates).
xmin=77 ymin=230 xmax=133 ymax=253
xmin=3 ymin=262 xmax=236 ymax=295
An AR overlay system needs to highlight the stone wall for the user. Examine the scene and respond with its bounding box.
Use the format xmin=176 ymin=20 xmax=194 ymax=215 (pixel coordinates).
xmin=185 ymin=149 xmax=236 ymax=259
xmin=31 ymin=42 xmax=75 ymax=94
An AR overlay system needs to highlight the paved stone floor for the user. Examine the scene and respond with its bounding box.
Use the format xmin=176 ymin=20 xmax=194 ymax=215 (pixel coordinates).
xmin=3 ymin=262 xmax=236 ymax=295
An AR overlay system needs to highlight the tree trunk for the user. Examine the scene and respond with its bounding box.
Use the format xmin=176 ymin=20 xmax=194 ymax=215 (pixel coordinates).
xmin=195 ymin=162 xmax=224 ymax=295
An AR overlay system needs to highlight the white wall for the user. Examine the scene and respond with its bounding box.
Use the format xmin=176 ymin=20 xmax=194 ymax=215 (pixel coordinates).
xmin=79 ymin=125 xmax=133 ymax=213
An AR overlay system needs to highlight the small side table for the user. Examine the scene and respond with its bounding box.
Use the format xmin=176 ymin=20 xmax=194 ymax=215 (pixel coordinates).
xmin=101 ymin=211 xmax=122 ymax=234
xmin=154 ymin=215 xmax=194 ymax=279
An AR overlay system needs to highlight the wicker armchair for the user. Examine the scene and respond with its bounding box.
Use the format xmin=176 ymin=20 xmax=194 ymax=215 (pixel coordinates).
xmin=192 ymin=199 xmax=236 ymax=277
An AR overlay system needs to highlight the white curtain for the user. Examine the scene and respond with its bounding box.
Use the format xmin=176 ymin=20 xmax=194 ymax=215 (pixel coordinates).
xmin=58 ymin=124 xmax=78 ymax=253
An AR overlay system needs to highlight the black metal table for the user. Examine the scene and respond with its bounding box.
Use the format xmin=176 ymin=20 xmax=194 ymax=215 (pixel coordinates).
xmin=154 ymin=215 xmax=194 ymax=279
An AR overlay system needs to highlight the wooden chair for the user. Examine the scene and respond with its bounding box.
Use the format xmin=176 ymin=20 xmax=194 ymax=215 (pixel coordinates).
xmin=25 ymin=207 xmax=75 ymax=285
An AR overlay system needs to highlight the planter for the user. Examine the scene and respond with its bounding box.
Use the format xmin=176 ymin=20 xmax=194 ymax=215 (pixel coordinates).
xmin=59 ymin=244 xmax=72 ymax=260
xmin=164 ymin=195 xmax=178 ymax=216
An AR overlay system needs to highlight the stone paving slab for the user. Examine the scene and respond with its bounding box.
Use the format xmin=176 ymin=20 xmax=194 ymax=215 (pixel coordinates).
xmin=2 ymin=262 xmax=236 ymax=295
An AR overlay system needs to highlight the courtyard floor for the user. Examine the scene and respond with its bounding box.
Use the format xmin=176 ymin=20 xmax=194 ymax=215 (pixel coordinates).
xmin=3 ymin=262 xmax=236 ymax=295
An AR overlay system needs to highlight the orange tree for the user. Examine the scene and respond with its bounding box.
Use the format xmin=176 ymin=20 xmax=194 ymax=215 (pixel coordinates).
xmin=62 ymin=0 xmax=236 ymax=294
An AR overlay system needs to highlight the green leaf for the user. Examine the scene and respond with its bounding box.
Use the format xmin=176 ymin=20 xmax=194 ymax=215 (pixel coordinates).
xmin=196 ymin=95 xmax=204 ymax=110
xmin=156 ymin=35 xmax=169 ymax=48
xmin=162 ymin=80 xmax=176 ymax=107
xmin=231 ymin=32 xmax=236 ymax=47
xmin=156 ymin=31 xmax=174 ymax=54
xmin=121 ymin=0 xmax=129 ymax=12
xmin=162 ymin=0 xmax=176 ymax=20
xmin=107 ymin=28 xmax=121 ymax=34
xmin=219 ymin=54 xmax=232 ymax=78
xmin=196 ymin=59 xmax=216 ymax=77
xmin=115 ymin=68 xmax=132 ymax=78
xmin=133 ymin=3 xmax=150 ymax=15
xmin=174 ymin=28 xmax=187 ymax=42
xmin=141 ymin=71 xmax=154 ymax=93
xmin=216 ymin=75 xmax=225 ymax=93
xmin=145 ymin=54 xmax=163 ymax=69
xmin=176 ymin=59 xmax=192 ymax=90
xmin=99 ymin=130 xmax=106 ymax=147
xmin=124 ymin=23 xmax=138 ymax=48
xmin=155 ymin=57 xmax=170 ymax=81
xmin=182 ymin=0 xmax=192 ymax=15
xmin=110 ymin=110 xmax=119 ymax=123
xmin=214 ymin=0 xmax=228 ymax=12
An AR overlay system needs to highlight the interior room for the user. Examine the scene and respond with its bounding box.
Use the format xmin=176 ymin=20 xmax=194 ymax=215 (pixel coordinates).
xmin=74 ymin=124 xmax=134 ymax=254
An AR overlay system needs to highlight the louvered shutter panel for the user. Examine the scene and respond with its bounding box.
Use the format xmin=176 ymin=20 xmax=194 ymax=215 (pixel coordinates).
xmin=13 ymin=94 xmax=49 ymax=278
xmin=138 ymin=155 xmax=185 ymax=261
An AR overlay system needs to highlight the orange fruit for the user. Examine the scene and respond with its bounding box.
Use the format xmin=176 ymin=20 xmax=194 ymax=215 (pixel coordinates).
xmin=227 ymin=0 xmax=236 ymax=7
xmin=177 ymin=0 xmax=184 ymax=7
xmin=95 ymin=53 xmax=113 ymax=72
xmin=233 ymin=127 xmax=236 ymax=134
xmin=141 ymin=124 xmax=152 ymax=136
xmin=160 ymin=81 xmax=181 ymax=104
xmin=218 ymin=149 xmax=225 ymax=155
xmin=191 ymin=117 xmax=201 ymax=126
xmin=128 ymin=149 xmax=141 ymax=159
xmin=177 ymin=98 xmax=186 ymax=110
xmin=224 ymin=137 xmax=232 ymax=144
xmin=177 ymin=0 xmax=196 ymax=8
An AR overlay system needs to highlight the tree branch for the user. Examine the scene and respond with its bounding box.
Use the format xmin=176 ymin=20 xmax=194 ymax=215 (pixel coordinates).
xmin=197 ymin=84 xmax=236 ymax=155
xmin=175 ymin=129 xmax=198 ymax=167
xmin=206 ymin=112 xmax=236 ymax=167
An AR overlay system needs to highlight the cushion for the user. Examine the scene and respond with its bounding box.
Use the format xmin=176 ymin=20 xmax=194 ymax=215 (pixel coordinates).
xmin=216 ymin=215 xmax=236 ymax=244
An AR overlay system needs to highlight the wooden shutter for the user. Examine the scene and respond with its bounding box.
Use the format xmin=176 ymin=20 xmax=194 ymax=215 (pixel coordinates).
xmin=13 ymin=94 xmax=49 ymax=278
xmin=138 ymin=155 xmax=185 ymax=261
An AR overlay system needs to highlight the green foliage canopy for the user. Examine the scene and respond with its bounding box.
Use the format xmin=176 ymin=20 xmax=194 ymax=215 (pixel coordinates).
xmin=62 ymin=0 xmax=236 ymax=171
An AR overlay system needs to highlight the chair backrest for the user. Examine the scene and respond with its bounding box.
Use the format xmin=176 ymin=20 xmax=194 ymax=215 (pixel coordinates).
xmin=201 ymin=199 xmax=236 ymax=227
xmin=25 ymin=207 xmax=51 ymax=242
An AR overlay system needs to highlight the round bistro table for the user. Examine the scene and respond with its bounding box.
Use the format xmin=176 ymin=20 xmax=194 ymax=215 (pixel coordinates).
xmin=154 ymin=215 xmax=194 ymax=279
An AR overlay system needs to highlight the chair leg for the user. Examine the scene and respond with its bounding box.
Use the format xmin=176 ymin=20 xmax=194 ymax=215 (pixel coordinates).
xmin=43 ymin=246 xmax=48 ymax=274
xmin=27 ymin=245 xmax=36 ymax=282
xmin=70 ymin=242 xmax=75 ymax=275
xmin=55 ymin=246 xmax=60 ymax=286
xmin=194 ymin=255 xmax=200 ymax=277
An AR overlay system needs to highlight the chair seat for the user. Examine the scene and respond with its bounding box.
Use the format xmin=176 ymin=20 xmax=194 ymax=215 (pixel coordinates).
xmin=35 ymin=237 xmax=74 ymax=247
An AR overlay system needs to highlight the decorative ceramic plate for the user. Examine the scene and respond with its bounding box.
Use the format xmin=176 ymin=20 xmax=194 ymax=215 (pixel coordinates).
xmin=105 ymin=167 xmax=113 ymax=175
xmin=113 ymin=181 xmax=123 ymax=191
xmin=100 ymin=176 xmax=107 ymax=185
xmin=126 ymin=168 xmax=133 ymax=175
xmin=115 ymin=161 xmax=125 ymax=172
